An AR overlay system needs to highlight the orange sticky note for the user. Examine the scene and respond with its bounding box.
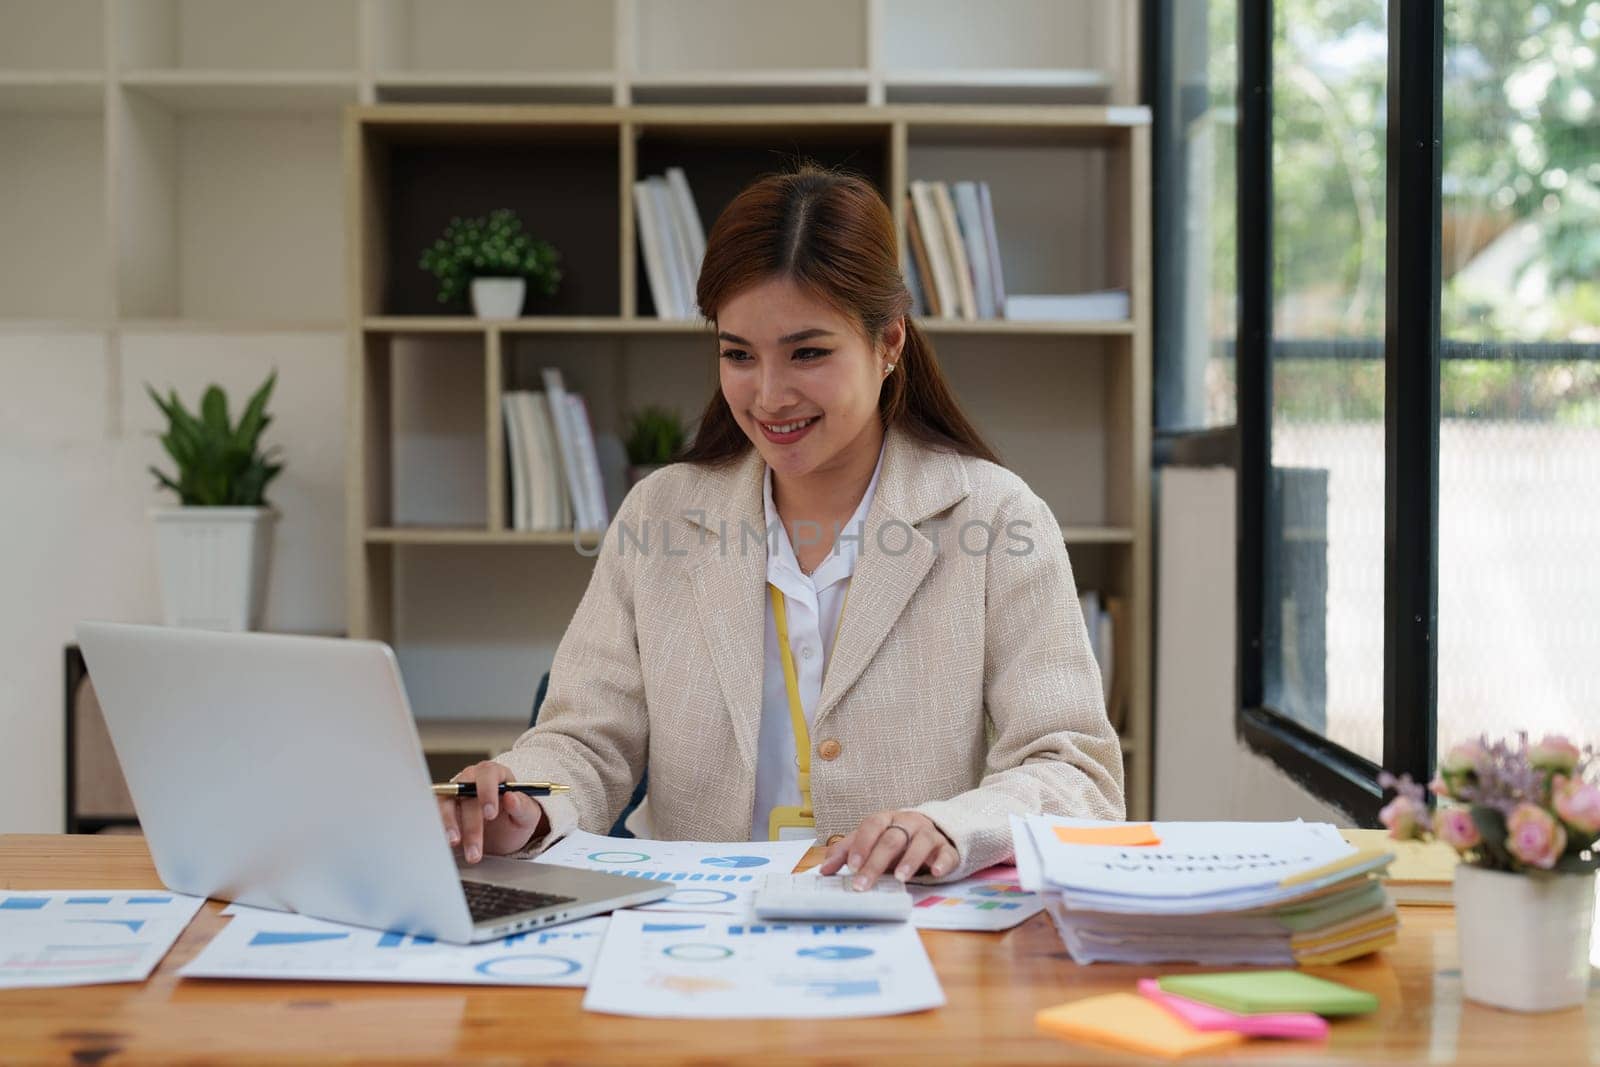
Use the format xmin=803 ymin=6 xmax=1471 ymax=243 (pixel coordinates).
xmin=1036 ymin=993 xmax=1244 ymax=1059
xmin=1052 ymin=822 xmax=1162 ymax=847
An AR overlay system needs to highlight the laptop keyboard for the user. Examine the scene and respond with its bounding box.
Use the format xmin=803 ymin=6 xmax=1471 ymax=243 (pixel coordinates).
xmin=461 ymin=880 xmax=577 ymax=923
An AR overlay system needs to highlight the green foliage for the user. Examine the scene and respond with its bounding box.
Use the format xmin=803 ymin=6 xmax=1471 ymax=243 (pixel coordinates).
xmin=146 ymin=372 xmax=284 ymax=507
xmin=624 ymin=406 xmax=687 ymax=466
xmin=419 ymin=209 xmax=562 ymax=307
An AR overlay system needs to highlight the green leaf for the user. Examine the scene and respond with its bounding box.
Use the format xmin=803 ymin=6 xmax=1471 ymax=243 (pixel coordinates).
xmin=233 ymin=370 xmax=278 ymax=452
xmin=200 ymin=385 xmax=229 ymax=439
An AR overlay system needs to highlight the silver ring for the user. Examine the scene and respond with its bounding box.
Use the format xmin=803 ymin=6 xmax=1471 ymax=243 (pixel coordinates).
xmin=883 ymin=822 xmax=911 ymax=842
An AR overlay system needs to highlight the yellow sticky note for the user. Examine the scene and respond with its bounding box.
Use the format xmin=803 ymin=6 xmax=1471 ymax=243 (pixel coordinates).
xmin=1036 ymin=993 xmax=1244 ymax=1059
xmin=1052 ymin=823 xmax=1162 ymax=847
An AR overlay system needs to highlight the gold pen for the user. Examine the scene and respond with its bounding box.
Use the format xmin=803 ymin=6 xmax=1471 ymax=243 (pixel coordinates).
xmin=431 ymin=782 xmax=571 ymax=798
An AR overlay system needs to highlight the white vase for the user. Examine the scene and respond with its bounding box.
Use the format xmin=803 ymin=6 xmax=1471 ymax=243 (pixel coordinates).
xmin=470 ymin=277 xmax=526 ymax=319
xmin=149 ymin=506 xmax=276 ymax=632
xmin=1455 ymin=864 xmax=1595 ymax=1012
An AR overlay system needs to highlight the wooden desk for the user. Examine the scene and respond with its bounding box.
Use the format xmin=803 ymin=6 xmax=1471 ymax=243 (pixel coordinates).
xmin=2 ymin=834 xmax=1595 ymax=1065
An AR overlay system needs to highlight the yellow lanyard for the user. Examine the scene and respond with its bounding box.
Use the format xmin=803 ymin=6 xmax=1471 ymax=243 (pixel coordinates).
xmin=766 ymin=581 xmax=849 ymax=840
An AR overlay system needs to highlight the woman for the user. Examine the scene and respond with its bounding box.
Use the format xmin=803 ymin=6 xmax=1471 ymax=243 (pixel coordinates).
xmin=440 ymin=166 xmax=1123 ymax=887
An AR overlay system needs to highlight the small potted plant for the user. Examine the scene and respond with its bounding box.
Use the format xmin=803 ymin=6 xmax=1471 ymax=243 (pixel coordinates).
xmin=624 ymin=406 xmax=686 ymax=485
xmin=146 ymin=371 xmax=284 ymax=632
xmin=419 ymin=208 xmax=562 ymax=320
xmin=1380 ymin=733 xmax=1600 ymax=1013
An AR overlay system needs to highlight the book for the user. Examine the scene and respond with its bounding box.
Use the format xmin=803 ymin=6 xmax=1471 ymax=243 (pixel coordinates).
xmin=1005 ymin=290 xmax=1130 ymax=321
xmin=633 ymin=179 xmax=674 ymax=320
xmin=665 ymin=167 xmax=706 ymax=290
xmin=904 ymin=192 xmax=940 ymax=317
xmin=976 ymin=181 xmax=1007 ymax=315
xmin=502 ymin=394 xmax=530 ymax=531
xmin=929 ymin=181 xmax=977 ymax=320
xmin=900 ymin=219 xmax=927 ymax=317
xmin=648 ymin=176 xmax=691 ymax=319
xmin=908 ymin=181 xmax=957 ymax=319
xmin=951 ymin=182 xmax=995 ymax=319
xmin=565 ymin=392 xmax=610 ymax=532
xmin=1339 ymin=829 xmax=1458 ymax=906
xmin=540 ymin=368 xmax=592 ymax=530
xmin=528 ymin=392 xmax=570 ymax=530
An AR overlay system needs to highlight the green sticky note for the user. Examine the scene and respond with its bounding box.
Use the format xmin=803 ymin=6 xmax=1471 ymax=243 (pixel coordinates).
xmin=1157 ymin=971 xmax=1379 ymax=1017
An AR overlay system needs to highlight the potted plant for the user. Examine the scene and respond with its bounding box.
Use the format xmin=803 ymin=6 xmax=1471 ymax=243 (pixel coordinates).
xmin=624 ymin=406 xmax=686 ymax=485
xmin=419 ymin=208 xmax=562 ymax=320
xmin=145 ymin=371 xmax=284 ymax=632
xmin=1380 ymin=733 xmax=1600 ymax=1012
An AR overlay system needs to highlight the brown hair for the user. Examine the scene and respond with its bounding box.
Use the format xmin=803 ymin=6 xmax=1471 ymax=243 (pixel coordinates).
xmin=678 ymin=164 xmax=1001 ymax=468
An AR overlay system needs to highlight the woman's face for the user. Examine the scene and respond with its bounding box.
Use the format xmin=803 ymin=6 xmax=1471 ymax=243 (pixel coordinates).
xmin=716 ymin=275 xmax=903 ymax=484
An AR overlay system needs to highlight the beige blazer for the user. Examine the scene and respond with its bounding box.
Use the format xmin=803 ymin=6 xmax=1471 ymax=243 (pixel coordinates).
xmin=495 ymin=422 xmax=1124 ymax=881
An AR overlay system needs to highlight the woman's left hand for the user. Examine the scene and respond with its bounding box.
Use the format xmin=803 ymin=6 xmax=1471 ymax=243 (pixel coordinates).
xmin=817 ymin=810 xmax=958 ymax=889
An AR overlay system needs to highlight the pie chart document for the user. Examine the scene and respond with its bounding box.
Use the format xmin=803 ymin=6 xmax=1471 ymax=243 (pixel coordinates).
xmin=583 ymin=908 xmax=945 ymax=1019
xmin=535 ymin=830 xmax=813 ymax=915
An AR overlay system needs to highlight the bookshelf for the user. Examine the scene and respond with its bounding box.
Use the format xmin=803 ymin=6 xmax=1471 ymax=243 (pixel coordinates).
xmin=3 ymin=0 xmax=1151 ymax=818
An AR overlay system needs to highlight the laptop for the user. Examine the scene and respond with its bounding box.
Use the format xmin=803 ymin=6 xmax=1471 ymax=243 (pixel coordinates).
xmin=75 ymin=621 xmax=671 ymax=944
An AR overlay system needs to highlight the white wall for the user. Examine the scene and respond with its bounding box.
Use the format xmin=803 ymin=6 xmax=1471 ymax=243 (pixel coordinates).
xmin=0 ymin=330 xmax=345 ymax=833
xmin=1154 ymin=466 xmax=1348 ymax=824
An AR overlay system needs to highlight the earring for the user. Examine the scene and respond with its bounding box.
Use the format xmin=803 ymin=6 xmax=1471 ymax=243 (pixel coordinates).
xmin=883 ymin=363 xmax=896 ymax=375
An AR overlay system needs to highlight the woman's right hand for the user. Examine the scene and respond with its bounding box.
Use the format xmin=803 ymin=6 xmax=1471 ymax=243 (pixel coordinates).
xmin=437 ymin=760 xmax=549 ymax=863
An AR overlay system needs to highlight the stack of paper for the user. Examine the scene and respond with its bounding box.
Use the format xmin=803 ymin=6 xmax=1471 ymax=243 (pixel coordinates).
xmin=1013 ymin=817 xmax=1398 ymax=967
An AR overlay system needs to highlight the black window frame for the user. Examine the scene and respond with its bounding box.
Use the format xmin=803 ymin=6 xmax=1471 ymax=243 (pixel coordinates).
xmin=1233 ymin=0 xmax=1443 ymax=823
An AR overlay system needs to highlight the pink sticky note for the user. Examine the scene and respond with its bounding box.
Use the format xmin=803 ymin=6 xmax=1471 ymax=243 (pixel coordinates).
xmin=1137 ymin=979 xmax=1330 ymax=1041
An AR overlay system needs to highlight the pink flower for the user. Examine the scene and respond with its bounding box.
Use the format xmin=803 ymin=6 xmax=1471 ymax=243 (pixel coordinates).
xmin=1379 ymin=794 xmax=1426 ymax=840
xmin=1530 ymin=735 xmax=1582 ymax=776
xmin=1434 ymin=807 xmax=1481 ymax=851
xmin=1552 ymin=775 xmax=1600 ymax=837
xmin=1506 ymin=803 xmax=1567 ymax=869
xmin=1428 ymin=775 xmax=1453 ymax=799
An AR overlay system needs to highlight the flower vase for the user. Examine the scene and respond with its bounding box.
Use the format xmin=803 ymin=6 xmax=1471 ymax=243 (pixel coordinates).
xmin=1454 ymin=865 xmax=1595 ymax=1012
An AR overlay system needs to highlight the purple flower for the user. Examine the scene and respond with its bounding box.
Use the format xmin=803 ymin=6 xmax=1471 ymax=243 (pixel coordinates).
xmin=1434 ymin=807 xmax=1481 ymax=852
xmin=1530 ymin=735 xmax=1582 ymax=776
xmin=1506 ymin=803 xmax=1567 ymax=869
xmin=1552 ymin=775 xmax=1600 ymax=838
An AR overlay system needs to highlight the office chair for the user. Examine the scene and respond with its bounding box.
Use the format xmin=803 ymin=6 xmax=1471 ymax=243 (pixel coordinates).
xmin=531 ymin=672 xmax=647 ymax=839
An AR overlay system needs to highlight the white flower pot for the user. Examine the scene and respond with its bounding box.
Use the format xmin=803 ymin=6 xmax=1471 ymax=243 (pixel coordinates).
xmin=149 ymin=506 xmax=276 ymax=632
xmin=1455 ymin=864 xmax=1595 ymax=1012
xmin=470 ymin=277 xmax=526 ymax=319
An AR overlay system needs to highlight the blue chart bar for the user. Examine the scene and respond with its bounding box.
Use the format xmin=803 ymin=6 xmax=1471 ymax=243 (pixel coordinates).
xmin=377 ymin=931 xmax=405 ymax=948
xmin=127 ymin=897 xmax=173 ymax=905
xmin=66 ymin=897 xmax=112 ymax=905
xmin=617 ymin=871 xmax=753 ymax=883
xmin=0 ymin=898 xmax=48 ymax=910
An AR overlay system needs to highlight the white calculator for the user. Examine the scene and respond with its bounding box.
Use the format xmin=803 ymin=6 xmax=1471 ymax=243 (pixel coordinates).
xmin=752 ymin=873 xmax=915 ymax=922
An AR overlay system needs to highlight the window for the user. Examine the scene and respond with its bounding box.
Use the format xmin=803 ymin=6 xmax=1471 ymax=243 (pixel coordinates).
xmin=1233 ymin=0 xmax=1440 ymax=818
xmin=1437 ymin=0 xmax=1600 ymax=754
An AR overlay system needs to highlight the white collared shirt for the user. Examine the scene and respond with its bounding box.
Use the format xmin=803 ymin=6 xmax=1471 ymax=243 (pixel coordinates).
xmin=750 ymin=442 xmax=886 ymax=841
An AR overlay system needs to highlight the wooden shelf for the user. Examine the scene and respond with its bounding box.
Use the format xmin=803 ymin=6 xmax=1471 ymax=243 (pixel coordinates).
xmin=360 ymin=316 xmax=1132 ymax=337
xmin=885 ymin=68 xmax=1110 ymax=105
xmin=366 ymin=528 xmax=602 ymax=548
xmin=375 ymin=71 xmax=616 ymax=105
xmin=0 ymin=72 xmax=103 ymax=113
xmin=120 ymin=71 xmax=358 ymax=112
xmin=367 ymin=525 xmax=1128 ymax=549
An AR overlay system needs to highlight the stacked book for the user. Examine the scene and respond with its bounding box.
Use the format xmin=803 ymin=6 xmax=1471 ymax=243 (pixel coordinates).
xmin=501 ymin=368 xmax=610 ymax=534
xmin=634 ymin=166 xmax=706 ymax=320
xmin=1012 ymin=817 xmax=1399 ymax=968
xmin=905 ymin=179 xmax=1006 ymax=321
